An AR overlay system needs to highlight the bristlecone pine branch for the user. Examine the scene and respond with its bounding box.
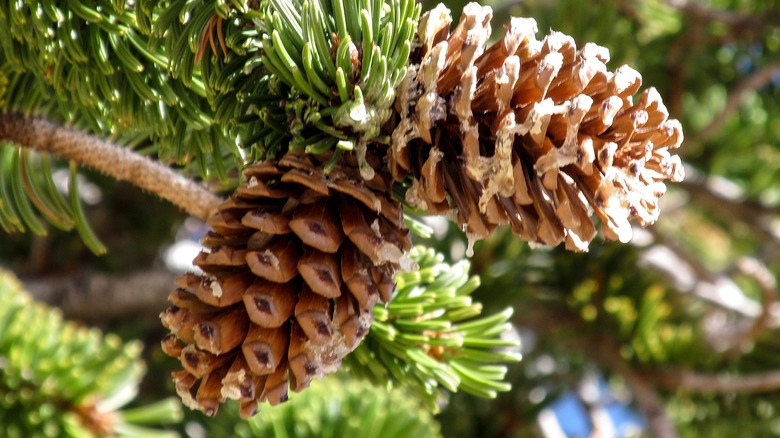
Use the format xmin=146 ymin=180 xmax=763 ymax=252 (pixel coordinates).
xmin=161 ymin=151 xmax=412 ymax=417
xmin=391 ymin=3 xmax=685 ymax=253
xmin=160 ymin=0 xmax=685 ymax=417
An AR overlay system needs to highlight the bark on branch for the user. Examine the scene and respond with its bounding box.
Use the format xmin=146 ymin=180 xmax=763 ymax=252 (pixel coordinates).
xmin=662 ymin=0 xmax=780 ymax=34
xmin=604 ymin=346 xmax=678 ymax=438
xmin=0 ymin=112 xmax=224 ymax=221
xmin=677 ymin=176 xmax=780 ymax=256
xmin=522 ymin=306 xmax=678 ymax=438
xmin=697 ymin=63 xmax=780 ymax=144
xmin=23 ymin=268 xmax=175 ymax=323
xmin=728 ymin=257 xmax=778 ymax=355
xmin=657 ymin=369 xmax=780 ymax=394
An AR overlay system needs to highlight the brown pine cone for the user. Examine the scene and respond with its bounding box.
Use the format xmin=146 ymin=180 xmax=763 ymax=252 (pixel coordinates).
xmin=160 ymin=151 xmax=412 ymax=417
xmin=391 ymin=3 xmax=684 ymax=253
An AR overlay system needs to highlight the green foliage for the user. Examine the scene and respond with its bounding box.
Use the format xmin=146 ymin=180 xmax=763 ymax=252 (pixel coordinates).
xmin=0 ymin=0 xmax=421 ymax=179
xmin=0 ymin=0 xmax=237 ymax=248
xmin=160 ymin=0 xmax=420 ymax=167
xmin=0 ymin=145 xmax=106 ymax=254
xmin=0 ymin=269 xmax=182 ymax=437
xmin=210 ymin=376 xmax=442 ymax=438
xmin=0 ymin=1 xmax=231 ymax=173
xmin=259 ymin=0 xmax=419 ymax=147
xmin=148 ymin=0 xmax=286 ymax=165
xmin=346 ymin=246 xmax=521 ymax=409
xmin=543 ymin=245 xmax=700 ymax=365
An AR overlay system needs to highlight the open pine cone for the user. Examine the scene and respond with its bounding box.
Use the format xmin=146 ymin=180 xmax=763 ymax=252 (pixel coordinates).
xmin=391 ymin=3 xmax=684 ymax=252
xmin=160 ymin=152 xmax=411 ymax=417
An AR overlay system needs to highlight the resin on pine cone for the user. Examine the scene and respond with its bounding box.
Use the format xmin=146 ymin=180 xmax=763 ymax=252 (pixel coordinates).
xmin=160 ymin=151 xmax=412 ymax=417
xmin=391 ymin=3 xmax=684 ymax=252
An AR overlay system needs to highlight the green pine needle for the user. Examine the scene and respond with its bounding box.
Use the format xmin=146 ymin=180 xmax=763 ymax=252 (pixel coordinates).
xmin=244 ymin=0 xmax=420 ymax=161
xmin=210 ymin=376 xmax=442 ymax=438
xmin=346 ymin=246 xmax=522 ymax=411
xmin=0 ymin=0 xmax=237 ymax=181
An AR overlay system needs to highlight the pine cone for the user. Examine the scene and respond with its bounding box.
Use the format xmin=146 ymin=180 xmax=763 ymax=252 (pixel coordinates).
xmin=160 ymin=152 xmax=412 ymax=417
xmin=391 ymin=3 xmax=684 ymax=252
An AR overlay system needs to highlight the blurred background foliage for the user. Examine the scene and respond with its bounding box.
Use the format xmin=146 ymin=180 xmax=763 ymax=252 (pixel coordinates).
xmin=2 ymin=0 xmax=780 ymax=437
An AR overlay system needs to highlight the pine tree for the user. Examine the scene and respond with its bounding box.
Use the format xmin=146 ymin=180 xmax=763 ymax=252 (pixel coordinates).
xmin=2 ymin=0 xmax=779 ymax=437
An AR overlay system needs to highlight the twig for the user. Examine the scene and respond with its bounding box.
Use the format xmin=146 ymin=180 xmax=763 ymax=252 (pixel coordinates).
xmin=645 ymin=225 xmax=718 ymax=284
xmin=522 ymin=306 xmax=678 ymax=438
xmin=23 ymin=268 xmax=176 ymax=323
xmin=696 ymin=63 xmax=780 ymax=144
xmin=661 ymin=0 xmax=778 ymax=34
xmin=676 ymin=177 xmax=780 ymax=255
xmin=664 ymin=17 xmax=705 ymax=118
xmin=657 ymin=369 xmax=780 ymax=394
xmin=643 ymin=227 xmax=780 ymax=355
xmin=644 ymin=224 xmax=768 ymax=317
xmin=0 ymin=113 xmax=224 ymax=221
xmin=726 ymin=257 xmax=778 ymax=355
xmin=604 ymin=346 xmax=677 ymax=438
xmin=656 ymin=2 xmax=779 ymax=119
xmin=680 ymin=168 xmax=780 ymax=217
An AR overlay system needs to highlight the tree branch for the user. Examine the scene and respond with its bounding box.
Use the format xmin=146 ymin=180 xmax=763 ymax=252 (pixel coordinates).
xmin=642 ymin=227 xmax=763 ymax=322
xmin=522 ymin=306 xmax=678 ymax=438
xmin=0 ymin=113 xmax=224 ymax=221
xmin=661 ymin=0 xmax=779 ymax=35
xmin=676 ymin=177 xmax=780 ymax=256
xmin=726 ymin=257 xmax=778 ymax=355
xmin=696 ymin=63 xmax=780 ymax=144
xmin=604 ymin=346 xmax=678 ymax=438
xmin=22 ymin=268 xmax=175 ymax=323
xmin=657 ymin=369 xmax=780 ymax=394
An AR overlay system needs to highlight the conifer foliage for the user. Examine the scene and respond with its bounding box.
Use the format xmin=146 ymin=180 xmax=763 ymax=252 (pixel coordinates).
xmin=0 ymin=270 xmax=181 ymax=437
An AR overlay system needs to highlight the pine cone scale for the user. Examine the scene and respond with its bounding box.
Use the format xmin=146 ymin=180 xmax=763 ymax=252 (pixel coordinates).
xmin=260 ymin=363 xmax=289 ymax=405
xmin=196 ymin=272 xmax=254 ymax=307
xmin=180 ymin=345 xmax=230 ymax=378
xmin=221 ymin=355 xmax=258 ymax=401
xmin=280 ymin=168 xmax=331 ymax=195
xmin=295 ymin=286 xmax=335 ymax=344
xmin=193 ymin=307 xmax=249 ymax=355
xmin=289 ymin=200 xmax=345 ymax=252
xmin=241 ymin=208 xmax=291 ymax=234
xmin=245 ymin=238 xmax=302 ymax=283
xmin=243 ymin=279 xmax=298 ymax=328
xmin=242 ymin=324 xmax=288 ymax=375
xmin=287 ymin=322 xmax=316 ymax=391
xmin=298 ymin=249 xmax=343 ymax=298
